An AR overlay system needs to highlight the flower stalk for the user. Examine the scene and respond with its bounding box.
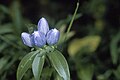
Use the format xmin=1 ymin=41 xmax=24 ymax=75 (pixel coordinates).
xmin=64 ymin=2 xmax=79 ymax=42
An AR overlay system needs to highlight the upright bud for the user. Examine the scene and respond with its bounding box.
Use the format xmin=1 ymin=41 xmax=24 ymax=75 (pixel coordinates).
xmin=46 ymin=28 xmax=60 ymax=45
xmin=38 ymin=17 xmax=49 ymax=35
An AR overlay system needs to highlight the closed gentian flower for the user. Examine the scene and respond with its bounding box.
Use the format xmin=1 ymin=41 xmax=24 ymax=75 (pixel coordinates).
xmin=32 ymin=31 xmax=46 ymax=47
xmin=38 ymin=17 xmax=49 ymax=34
xmin=21 ymin=17 xmax=60 ymax=47
xmin=46 ymin=28 xmax=60 ymax=45
xmin=21 ymin=32 xmax=33 ymax=47
xmin=37 ymin=18 xmax=60 ymax=45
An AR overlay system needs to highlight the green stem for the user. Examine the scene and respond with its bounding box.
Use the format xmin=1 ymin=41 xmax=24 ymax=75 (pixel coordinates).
xmin=64 ymin=2 xmax=79 ymax=42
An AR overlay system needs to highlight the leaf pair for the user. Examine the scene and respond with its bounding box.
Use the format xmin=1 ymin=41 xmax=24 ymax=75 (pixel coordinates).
xmin=17 ymin=50 xmax=45 ymax=80
xmin=17 ymin=49 xmax=70 ymax=80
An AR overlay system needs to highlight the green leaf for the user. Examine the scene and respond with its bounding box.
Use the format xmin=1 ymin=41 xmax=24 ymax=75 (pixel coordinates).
xmin=55 ymin=73 xmax=64 ymax=80
xmin=26 ymin=24 xmax=37 ymax=34
xmin=78 ymin=64 xmax=94 ymax=80
xmin=110 ymin=31 xmax=120 ymax=64
xmin=10 ymin=0 xmax=22 ymax=33
xmin=0 ymin=43 xmax=8 ymax=53
xmin=97 ymin=70 xmax=112 ymax=80
xmin=0 ymin=24 xmax=13 ymax=34
xmin=41 ymin=67 xmax=54 ymax=80
xmin=113 ymin=65 xmax=120 ymax=79
xmin=0 ymin=57 xmax=9 ymax=71
xmin=17 ymin=50 xmax=39 ymax=80
xmin=47 ymin=50 xmax=70 ymax=80
xmin=0 ymin=5 xmax=9 ymax=14
xmin=68 ymin=36 xmax=101 ymax=56
xmin=32 ymin=54 xmax=45 ymax=80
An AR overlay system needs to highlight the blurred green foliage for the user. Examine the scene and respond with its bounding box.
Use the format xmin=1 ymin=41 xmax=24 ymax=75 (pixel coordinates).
xmin=0 ymin=0 xmax=120 ymax=80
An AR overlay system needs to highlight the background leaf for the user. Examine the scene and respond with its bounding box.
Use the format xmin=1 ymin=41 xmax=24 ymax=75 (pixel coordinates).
xmin=113 ymin=65 xmax=120 ymax=80
xmin=110 ymin=31 xmax=120 ymax=64
xmin=10 ymin=0 xmax=23 ymax=34
xmin=0 ymin=24 xmax=13 ymax=34
xmin=0 ymin=57 xmax=9 ymax=71
xmin=68 ymin=35 xmax=101 ymax=56
xmin=0 ymin=5 xmax=9 ymax=14
xmin=77 ymin=64 xmax=94 ymax=80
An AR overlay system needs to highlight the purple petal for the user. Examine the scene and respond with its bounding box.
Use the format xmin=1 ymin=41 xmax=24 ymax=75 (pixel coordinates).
xmin=38 ymin=17 xmax=49 ymax=35
xmin=32 ymin=31 xmax=46 ymax=47
xmin=46 ymin=28 xmax=60 ymax=45
xmin=21 ymin=32 xmax=33 ymax=47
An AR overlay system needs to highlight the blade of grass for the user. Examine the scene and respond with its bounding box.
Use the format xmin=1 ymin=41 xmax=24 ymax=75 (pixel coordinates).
xmin=64 ymin=1 xmax=79 ymax=42
xmin=0 ymin=35 xmax=21 ymax=49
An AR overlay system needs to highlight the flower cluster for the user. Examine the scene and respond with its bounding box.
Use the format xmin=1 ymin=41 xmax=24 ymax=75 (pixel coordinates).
xmin=21 ymin=17 xmax=60 ymax=47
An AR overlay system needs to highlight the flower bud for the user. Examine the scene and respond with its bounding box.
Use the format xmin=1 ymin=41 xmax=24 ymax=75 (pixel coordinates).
xmin=21 ymin=32 xmax=33 ymax=47
xmin=46 ymin=28 xmax=60 ymax=45
xmin=38 ymin=17 xmax=49 ymax=35
xmin=32 ymin=31 xmax=46 ymax=47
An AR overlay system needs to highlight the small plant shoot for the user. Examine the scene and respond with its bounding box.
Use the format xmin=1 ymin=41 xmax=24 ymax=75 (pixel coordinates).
xmin=17 ymin=1 xmax=79 ymax=80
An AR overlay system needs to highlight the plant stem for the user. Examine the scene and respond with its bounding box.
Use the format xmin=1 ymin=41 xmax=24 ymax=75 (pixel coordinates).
xmin=64 ymin=2 xmax=79 ymax=42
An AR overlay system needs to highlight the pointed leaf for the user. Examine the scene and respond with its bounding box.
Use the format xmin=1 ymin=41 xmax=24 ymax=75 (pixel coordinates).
xmin=47 ymin=50 xmax=70 ymax=80
xmin=17 ymin=50 xmax=39 ymax=80
xmin=32 ymin=54 xmax=45 ymax=80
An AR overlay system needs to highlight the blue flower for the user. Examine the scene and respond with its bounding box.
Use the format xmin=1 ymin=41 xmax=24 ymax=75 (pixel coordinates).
xmin=21 ymin=17 xmax=60 ymax=47
xmin=38 ymin=17 xmax=49 ymax=35
xmin=37 ymin=18 xmax=60 ymax=45
xmin=32 ymin=31 xmax=46 ymax=47
xmin=21 ymin=32 xmax=33 ymax=47
xmin=46 ymin=28 xmax=60 ymax=45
